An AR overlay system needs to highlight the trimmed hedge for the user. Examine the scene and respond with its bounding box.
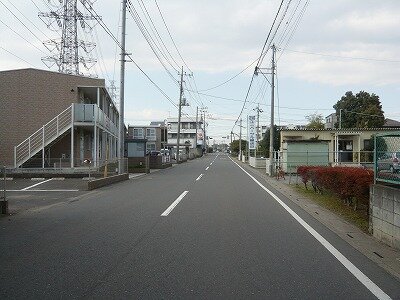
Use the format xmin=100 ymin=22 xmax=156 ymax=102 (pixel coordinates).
xmin=297 ymin=166 xmax=373 ymax=210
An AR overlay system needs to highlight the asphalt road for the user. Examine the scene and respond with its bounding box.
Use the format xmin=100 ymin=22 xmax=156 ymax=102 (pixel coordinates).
xmin=0 ymin=153 xmax=399 ymax=299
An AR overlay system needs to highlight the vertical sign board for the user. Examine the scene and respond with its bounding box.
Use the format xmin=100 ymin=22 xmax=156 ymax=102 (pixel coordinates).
xmin=248 ymin=115 xmax=256 ymax=150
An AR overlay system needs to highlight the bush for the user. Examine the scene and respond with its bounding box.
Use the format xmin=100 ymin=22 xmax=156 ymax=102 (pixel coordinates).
xmin=297 ymin=165 xmax=373 ymax=211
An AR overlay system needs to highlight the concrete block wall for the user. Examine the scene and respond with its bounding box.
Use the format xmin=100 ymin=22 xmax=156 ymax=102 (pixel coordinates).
xmin=370 ymin=184 xmax=400 ymax=250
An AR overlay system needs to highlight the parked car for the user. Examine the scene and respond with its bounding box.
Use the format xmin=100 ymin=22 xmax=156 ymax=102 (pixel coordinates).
xmin=377 ymin=152 xmax=400 ymax=173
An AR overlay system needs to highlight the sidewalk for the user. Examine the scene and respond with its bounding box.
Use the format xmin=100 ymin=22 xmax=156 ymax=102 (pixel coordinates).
xmin=237 ymin=159 xmax=400 ymax=282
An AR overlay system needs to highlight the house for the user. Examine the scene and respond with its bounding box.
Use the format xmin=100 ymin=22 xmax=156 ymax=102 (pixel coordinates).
xmin=279 ymin=128 xmax=400 ymax=171
xmin=166 ymin=117 xmax=203 ymax=154
xmin=325 ymin=113 xmax=337 ymax=129
xmin=126 ymin=123 xmax=168 ymax=156
xmin=0 ymin=68 xmax=119 ymax=169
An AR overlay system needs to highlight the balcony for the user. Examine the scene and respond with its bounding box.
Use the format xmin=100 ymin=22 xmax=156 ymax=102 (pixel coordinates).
xmin=74 ymin=104 xmax=118 ymax=136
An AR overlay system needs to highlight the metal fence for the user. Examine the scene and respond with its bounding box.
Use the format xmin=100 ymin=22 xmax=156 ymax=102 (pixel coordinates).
xmin=1 ymin=166 xmax=8 ymax=214
xmin=374 ymin=132 xmax=400 ymax=185
xmin=274 ymin=150 xmax=374 ymax=174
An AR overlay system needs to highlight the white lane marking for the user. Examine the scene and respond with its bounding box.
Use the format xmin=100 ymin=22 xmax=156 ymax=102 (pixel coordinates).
xmin=7 ymin=189 xmax=79 ymax=192
xmin=229 ymin=157 xmax=391 ymax=300
xmin=22 ymin=178 xmax=53 ymax=190
xmin=205 ymin=166 xmax=209 ymax=171
xmin=161 ymin=191 xmax=189 ymax=217
xmin=210 ymin=162 xmax=213 ymax=166
xmin=196 ymin=174 xmax=203 ymax=181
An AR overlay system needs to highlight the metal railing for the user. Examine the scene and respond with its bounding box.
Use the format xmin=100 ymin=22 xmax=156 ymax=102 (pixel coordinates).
xmin=14 ymin=105 xmax=72 ymax=168
xmin=14 ymin=104 xmax=119 ymax=168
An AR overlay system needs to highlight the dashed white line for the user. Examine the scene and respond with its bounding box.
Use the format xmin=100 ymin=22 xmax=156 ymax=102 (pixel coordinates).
xmin=161 ymin=191 xmax=189 ymax=217
xmin=196 ymin=174 xmax=204 ymax=181
xmin=7 ymin=189 xmax=79 ymax=192
xmin=229 ymin=156 xmax=391 ymax=300
xmin=22 ymin=178 xmax=53 ymax=190
xmin=205 ymin=166 xmax=209 ymax=171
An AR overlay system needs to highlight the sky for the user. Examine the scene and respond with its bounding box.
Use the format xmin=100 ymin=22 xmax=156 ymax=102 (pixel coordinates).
xmin=1 ymin=0 xmax=400 ymax=144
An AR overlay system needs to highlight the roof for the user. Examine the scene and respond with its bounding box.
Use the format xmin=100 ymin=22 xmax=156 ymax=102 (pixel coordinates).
xmin=383 ymin=118 xmax=400 ymax=127
xmin=0 ymin=67 xmax=105 ymax=81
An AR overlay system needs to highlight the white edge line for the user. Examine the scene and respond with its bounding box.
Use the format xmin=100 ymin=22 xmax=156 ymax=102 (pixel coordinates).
xmin=196 ymin=174 xmax=203 ymax=181
xmin=161 ymin=191 xmax=189 ymax=217
xmin=228 ymin=156 xmax=391 ymax=300
xmin=22 ymin=178 xmax=53 ymax=190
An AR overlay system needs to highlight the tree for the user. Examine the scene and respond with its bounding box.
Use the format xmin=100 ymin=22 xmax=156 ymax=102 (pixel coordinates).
xmin=230 ymin=139 xmax=247 ymax=155
xmin=305 ymin=113 xmax=325 ymax=129
xmin=333 ymin=91 xmax=385 ymax=128
xmin=258 ymin=125 xmax=280 ymax=158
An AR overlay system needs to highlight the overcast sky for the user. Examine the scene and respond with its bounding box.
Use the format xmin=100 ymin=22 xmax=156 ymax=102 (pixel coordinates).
xmin=1 ymin=0 xmax=400 ymax=143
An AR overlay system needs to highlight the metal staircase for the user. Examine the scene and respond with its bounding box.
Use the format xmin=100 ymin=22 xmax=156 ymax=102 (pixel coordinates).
xmin=14 ymin=105 xmax=72 ymax=168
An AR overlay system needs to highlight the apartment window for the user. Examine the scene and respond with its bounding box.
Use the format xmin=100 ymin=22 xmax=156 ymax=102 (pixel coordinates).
xmin=146 ymin=128 xmax=156 ymax=141
xmin=146 ymin=142 xmax=156 ymax=152
xmin=182 ymin=123 xmax=189 ymax=129
xmin=190 ymin=123 xmax=196 ymax=129
xmin=133 ymin=128 xmax=144 ymax=139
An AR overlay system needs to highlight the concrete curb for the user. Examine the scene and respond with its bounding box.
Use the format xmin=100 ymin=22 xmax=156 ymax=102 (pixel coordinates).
xmin=235 ymin=158 xmax=400 ymax=282
xmin=87 ymin=173 xmax=129 ymax=190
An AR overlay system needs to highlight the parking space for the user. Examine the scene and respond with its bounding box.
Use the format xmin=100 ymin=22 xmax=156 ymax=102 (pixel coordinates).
xmin=1 ymin=178 xmax=90 ymax=215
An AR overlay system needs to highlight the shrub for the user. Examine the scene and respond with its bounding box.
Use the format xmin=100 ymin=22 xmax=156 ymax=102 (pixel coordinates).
xmin=297 ymin=165 xmax=373 ymax=211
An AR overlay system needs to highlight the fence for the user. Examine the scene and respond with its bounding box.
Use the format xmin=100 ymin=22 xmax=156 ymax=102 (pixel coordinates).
xmin=274 ymin=150 xmax=374 ymax=174
xmin=374 ymin=132 xmax=400 ymax=185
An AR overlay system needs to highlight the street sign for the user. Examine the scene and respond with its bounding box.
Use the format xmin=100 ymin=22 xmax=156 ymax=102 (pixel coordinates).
xmin=248 ymin=115 xmax=256 ymax=150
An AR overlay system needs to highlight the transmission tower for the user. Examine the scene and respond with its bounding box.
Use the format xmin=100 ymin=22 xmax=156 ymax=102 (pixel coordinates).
xmin=39 ymin=0 xmax=98 ymax=75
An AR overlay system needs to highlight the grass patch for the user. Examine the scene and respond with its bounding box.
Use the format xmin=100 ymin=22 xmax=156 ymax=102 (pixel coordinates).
xmin=293 ymin=185 xmax=369 ymax=233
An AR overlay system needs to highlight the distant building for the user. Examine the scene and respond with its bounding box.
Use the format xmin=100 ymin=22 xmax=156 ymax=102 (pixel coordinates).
xmin=0 ymin=68 xmax=119 ymax=169
xmin=126 ymin=123 xmax=167 ymax=157
xmin=166 ymin=117 xmax=204 ymax=150
xmin=325 ymin=113 xmax=337 ymax=129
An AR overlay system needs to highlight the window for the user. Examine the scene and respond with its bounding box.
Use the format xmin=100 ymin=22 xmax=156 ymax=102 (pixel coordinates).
xmin=146 ymin=128 xmax=156 ymax=141
xmin=190 ymin=122 xmax=196 ymax=129
xmin=146 ymin=142 xmax=156 ymax=152
xmin=182 ymin=123 xmax=189 ymax=129
xmin=363 ymin=139 xmax=372 ymax=150
xmin=133 ymin=128 xmax=144 ymax=139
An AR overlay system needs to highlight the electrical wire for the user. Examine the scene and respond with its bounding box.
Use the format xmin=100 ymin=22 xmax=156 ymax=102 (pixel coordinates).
xmin=0 ymin=45 xmax=37 ymax=67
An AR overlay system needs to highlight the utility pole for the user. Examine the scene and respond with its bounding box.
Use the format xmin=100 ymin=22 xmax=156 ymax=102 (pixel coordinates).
xmin=203 ymin=110 xmax=207 ymax=154
xmin=176 ymin=66 xmax=184 ymax=163
xmin=269 ymin=44 xmax=276 ymax=176
xmin=195 ymin=106 xmax=198 ymax=155
xmin=118 ymin=0 xmax=127 ymax=174
xmin=239 ymin=118 xmax=242 ymax=161
xmin=339 ymin=109 xmax=343 ymax=129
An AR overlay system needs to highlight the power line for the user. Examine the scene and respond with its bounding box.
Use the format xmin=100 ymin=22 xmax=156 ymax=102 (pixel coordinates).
xmin=154 ymin=0 xmax=191 ymax=73
xmin=279 ymin=47 xmax=400 ymax=63
xmin=0 ymin=45 xmax=37 ymax=67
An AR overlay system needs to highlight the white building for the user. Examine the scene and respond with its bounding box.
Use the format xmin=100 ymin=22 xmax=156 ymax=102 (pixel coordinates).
xmin=166 ymin=117 xmax=204 ymax=150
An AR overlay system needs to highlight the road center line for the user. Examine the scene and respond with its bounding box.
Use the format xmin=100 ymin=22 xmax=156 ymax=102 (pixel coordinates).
xmin=22 ymin=178 xmax=53 ymax=190
xmin=229 ymin=157 xmax=391 ymax=300
xmin=161 ymin=191 xmax=189 ymax=217
xmin=205 ymin=166 xmax=209 ymax=171
xmin=196 ymin=174 xmax=203 ymax=181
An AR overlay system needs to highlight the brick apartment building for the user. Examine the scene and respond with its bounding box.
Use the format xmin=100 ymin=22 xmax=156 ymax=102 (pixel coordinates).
xmin=0 ymin=68 xmax=120 ymax=169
